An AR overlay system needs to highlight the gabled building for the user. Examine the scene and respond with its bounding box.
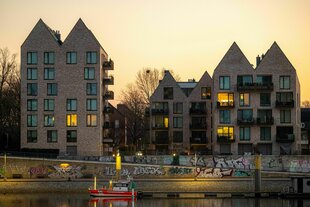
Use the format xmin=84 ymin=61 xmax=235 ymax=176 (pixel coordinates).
xmin=21 ymin=19 xmax=114 ymax=156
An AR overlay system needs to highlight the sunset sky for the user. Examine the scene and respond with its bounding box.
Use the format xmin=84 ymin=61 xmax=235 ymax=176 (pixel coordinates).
xmin=1 ymin=0 xmax=309 ymax=103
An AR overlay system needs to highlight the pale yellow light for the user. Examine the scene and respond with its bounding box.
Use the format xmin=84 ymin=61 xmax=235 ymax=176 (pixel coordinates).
xmin=164 ymin=117 xmax=169 ymax=128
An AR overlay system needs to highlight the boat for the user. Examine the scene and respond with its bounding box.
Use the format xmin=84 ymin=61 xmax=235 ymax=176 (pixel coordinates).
xmin=89 ymin=179 xmax=138 ymax=197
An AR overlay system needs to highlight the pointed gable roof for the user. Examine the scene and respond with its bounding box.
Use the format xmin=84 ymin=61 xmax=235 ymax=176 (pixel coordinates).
xmin=188 ymin=71 xmax=212 ymax=99
xmin=21 ymin=19 xmax=61 ymax=48
xmin=213 ymin=42 xmax=253 ymax=75
xmin=255 ymin=42 xmax=296 ymax=72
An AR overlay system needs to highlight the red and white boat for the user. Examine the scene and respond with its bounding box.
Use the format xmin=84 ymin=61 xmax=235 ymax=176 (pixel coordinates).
xmin=89 ymin=179 xmax=138 ymax=197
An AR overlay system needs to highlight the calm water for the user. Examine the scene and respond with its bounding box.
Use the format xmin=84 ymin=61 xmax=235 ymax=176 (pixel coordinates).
xmin=0 ymin=193 xmax=308 ymax=207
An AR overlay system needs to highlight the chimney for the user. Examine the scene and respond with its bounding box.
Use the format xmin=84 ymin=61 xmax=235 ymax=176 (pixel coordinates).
xmin=55 ymin=30 xmax=61 ymax=42
xmin=256 ymin=55 xmax=261 ymax=67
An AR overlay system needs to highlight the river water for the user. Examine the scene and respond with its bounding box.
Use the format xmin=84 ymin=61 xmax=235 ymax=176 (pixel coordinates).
xmin=0 ymin=193 xmax=308 ymax=207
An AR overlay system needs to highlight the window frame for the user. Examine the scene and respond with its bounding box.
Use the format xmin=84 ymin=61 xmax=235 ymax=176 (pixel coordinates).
xmin=44 ymin=99 xmax=55 ymax=111
xmin=66 ymin=114 xmax=77 ymax=127
xmin=44 ymin=51 xmax=55 ymax=65
xmin=87 ymin=99 xmax=97 ymax=111
xmin=84 ymin=67 xmax=95 ymax=80
xmin=260 ymin=127 xmax=271 ymax=141
xmin=27 ymin=99 xmax=37 ymax=111
xmin=27 ymin=83 xmax=38 ymax=96
xmin=173 ymin=117 xmax=183 ymax=128
xmin=239 ymin=127 xmax=251 ymax=141
xmin=280 ymin=109 xmax=291 ymax=123
xmin=279 ymin=76 xmax=290 ymax=90
xmin=27 ymin=130 xmax=37 ymax=143
xmin=47 ymin=83 xmax=57 ymax=96
xmin=86 ymin=83 xmax=97 ymax=95
xmin=27 ymin=114 xmax=37 ymax=127
xmin=219 ymin=110 xmax=231 ymax=124
xmin=27 ymin=68 xmax=37 ymax=80
xmin=163 ymin=87 xmax=173 ymax=99
xmin=67 ymin=99 xmax=77 ymax=111
xmin=219 ymin=76 xmax=230 ymax=90
xmin=47 ymin=130 xmax=57 ymax=143
xmin=44 ymin=114 xmax=55 ymax=127
xmin=66 ymin=52 xmax=77 ymax=64
xmin=67 ymin=130 xmax=77 ymax=142
xmin=44 ymin=68 xmax=55 ymax=80
xmin=87 ymin=114 xmax=97 ymax=127
xmin=86 ymin=51 xmax=97 ymax=64
xmin=27 ymin=52 xmax=37 ymax=65
xmin=239 ymin=93 xmax=250 ymax=107
xmin=201 ymin=87 xmax=211 ymax=99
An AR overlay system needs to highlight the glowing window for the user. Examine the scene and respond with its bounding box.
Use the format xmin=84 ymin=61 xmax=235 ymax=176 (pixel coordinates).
xmin=67 ymin=114 xmax=77 ymax=127
xmin=87 ymin=114 xmax=97 ymax=127
xmin=217 ymin=126 xmax=234 ymax=139
xmin=217 ymin=93 xmax=234 ymax=106
xmin=239 ymin=93 xmax=250 ymax=106
xmin=164 ymin=117 xmax=169 ymax=128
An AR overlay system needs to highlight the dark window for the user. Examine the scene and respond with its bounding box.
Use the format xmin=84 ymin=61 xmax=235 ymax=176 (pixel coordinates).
xmin=44 ymin=115 xmax=55 ymax=127
xmin=237 ymin=75 xmax=253 ymax=85
xmin=67 ymin=130 xmax=77 ymax=142
xmin=173 ymin=131 xmax=183 ymax=143
xmin=27 ymin=130 xmax=37 ymax=143
xmin=27 ymin=83 xmax=37 ymax=96
xmin=86 ymin=52 xmax=97 ymax=64
xmin=27 ymin=99 xmax=37 ymax=111
xmin=87 ymin=99 xmax=97 ymax=111
xmin=260 ymin=93 xmax=271 ymax=106
xmin=239 ymin=127 xmax=251 ymax=141
xmin=238 ymin=144 xmax=253 ymax=155
xmin=173 ymin=102 xmax=183 ymax=114
xmin=86 ymin=83 xmax=97 ymax=95
xmin=47 ymin=130 xmax=57 ymax=143
xmin=66 ymin=52 xmax=77 ymax=64
xmin=238 ymin=109 xmax=253 ymax=121
xmin=256 ymin=75 xmax=272 ymax=85
xmin=201 ymin=87 xmax=211 ymax=99
xmin=279 ymin=76 xmax=290 ymax=89
xmin=67 ymin=99 xmax=77 ymax=111
xmin=173 ymin=117 xmax=183 ymax=128
xmin=276 ymin=92 xmax=293 ymax=102
xmin=44 ymin=52 xmax=55 ymax=64
xmin=257 ymin=144 xmax=272 ymax=155
xmin=47 ymin=83 xmax=57 ymax=96
xmin=164 ymin=87 xmax=173 ymax=99
xmin=66 ymin=146 xmax=77 ymax=156
xmin=27 ymin=52 xmax=37 ymax=65
xmin=260 ymin=127 xmax=271 ymax=141
xmin=280 ymin=110 xmax=291 ymax=123
xmin=84 ymin=67 xmax=95 ymax=80
xmin=44 ymin=99 xmax=54 ymax=111
xmin=219 ymin=110 xmax=230 ymax=124
xmin=44 ymin=68 xmax=55 ymax=80
xmin=219 ymin=76 xmax=230 ymax=90
xmin=27 ymin=68 xmax=37 ymax=80
xmin=27 ymin=115 xmax=37 ymax=127
xmin=220 ymin=144 xmax=231 ymax=155
xmin=155 ymin=131 xmax=169 ymax=144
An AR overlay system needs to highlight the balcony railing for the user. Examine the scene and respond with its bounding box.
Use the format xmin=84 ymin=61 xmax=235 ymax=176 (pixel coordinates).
xmin=152 ymin=124 xmax=169 ymax=130
xmin=217 ymin=134 xmax=235 ymax=143
xmin=237 ymin=118 xmax=255 ymax=125
xmin=217 ymin=101 xmax=234 ymax=108
xmin=103 ymin=59 xmax=114 ymax=70
xmin=276 ymin=134 xmax=295 ymax=143
xmin=103 ymin=106 xmax=114 ymax=113
xmin=189 ymin=108 xmax=207 ymax=115
xmin=275 ymin=100 xmax=294 ymax=108
xmin=103 ymin=122 xmax=114 ymax=129
xmin=190 ymin=137 xmax=207 ymax=144
xmin=151 ymin=108 xmax=169 ymax=115
xmin=104 ymin=91 xmax=114 ymax=100
xmin=237 ymin=82 xmax=273 ymax=91
xmin=256 ymin=117 xmax=274 ymax=125
xmin=103 ymin=75 xmax=114 ymax=85
xmin=190 ymin=123 xmax=207 ymax=129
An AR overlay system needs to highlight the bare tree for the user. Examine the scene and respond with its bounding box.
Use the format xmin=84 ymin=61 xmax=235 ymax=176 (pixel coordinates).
xmin=302 ymin=100 xmax=310 ymax=108
xmin=0 ymin=48 xmax=17 ymax=97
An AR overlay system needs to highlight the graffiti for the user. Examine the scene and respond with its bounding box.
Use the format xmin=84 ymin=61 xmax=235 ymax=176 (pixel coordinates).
xmin=48 ymin=165 xmax=83 ymax=179
xmin=213 ymin=157 xmax=253 ymax=169
xmin=99 ymin=156 xmax=115 ymax=162
xmin=133 ymin=156 xmax=158 ymax=165
xmin=104 ymin=167 xmax=130 ymax=177
xmin=29 ymin=167 xmax=47 ymax=177
xmin=289 ymin=160 xmax=310 ymax=173
xmin=169 ymin=167 xmax=192 ymax=175
xmin=133 ymin=166 xmax=165 ymax=176
xmin=233 ymin=170 xmax=251 ymax=177
xmin=7 ymin=163 xmax=28 ymax=173
xmin=196 ymin=167 xmax=232 ymax=178
xmin=266 ymin=157 xmax=282 ymax=169
xmin=188 ymin=156 xmax=205 ymax=167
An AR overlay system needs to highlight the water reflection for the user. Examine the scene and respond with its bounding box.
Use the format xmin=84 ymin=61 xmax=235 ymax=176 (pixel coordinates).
xmin=0 ymin=194 xmax=308 ymax=207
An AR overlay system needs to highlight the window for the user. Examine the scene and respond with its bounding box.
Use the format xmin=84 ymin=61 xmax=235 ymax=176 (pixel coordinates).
xmin=217 ymin=93 xmax=234 ymax=107
xmin=47 ymin=130 xmax=57 ymax=143
xmin=84 ymin=67 xmax=95 ymax=80
xmin=67 ymin=99 xmax=77 ymax=111
xmin=256 ymin=75 xmax=272 ymax=85
xmin=86 ymin=83 xmax=97 ymax=95
xmin=173 ymin=131 xmax=183 ymax=143
xmin=67 ymin=114 xmax=77 ymax=127
xmin=27 ymin=83 xmax=37 ymax=96
xmin=44 ymin=52 xmax=55 ymax=64
xmin=173 ymin=102 xmax=183 ymax=114
xmin=220 ymin=144 xmax=231 ymax=155
xmin=239 ymin=127 xmax=250 ymax=141
xmin=219 ymin=110 xmax=230 ymax=124
xmin=257 ymin=144 xmax=272 ymax=155
xmin=260 ymin=127 xmax=271 ymax=141
xmin=238 ymin=109 xmax=253 ymax=122
xmin=276 ymin=92 xmax=293 ymax=102
xmin=173 ymin=117 xmax=183 ymax=128
xmin=44 ymin=115 xmax=55 ymax=127
xmin=27 ymin=68 xmax=37 ymax=80
xmin=27 ymin=99 xmax=37 ymax=111
xmin=238 ymin=144 xmax=253 ymax=155
xmin=279 ymin=76 xmax=290 ymax=89
xmin=86 ymin=51 xmax=97 ymax=64
xmin=27 ymin=130 xmax=37 ymax=143
xmin=44 ymin=68 xmax=55 ymax=80
xmin=44 ymin=99 xmax=54 ymax=111
xmin=47 ymin=83 xmax=57 ymax=96
xmin=280 ymin=110 xmax=291 ymax=123
xmin=87 ymin=99 xmax=97 ymax=111
xmin=153 ymin=116 xmax=169 ymax=128
xmin=239 ymin=93 xmax=250 ymax=106
xmin=66 ymin=146 xmax=77 ymax=156
xmin=260 ymin=93 xmax=271 ymax=106
xmin=219 ymin=76 xmax=230 ymax=90
xmin=67 ymin=130 xmax=77 ymax=142
xmin=163 ymin=87 xmax=173 ymax=99
xmin=27 ymin=115 xmax=37 ymax=127
xmin=87 ymin=114 xmax=97 ymax=127
xmin=237 ymin=75 xmax=253 ymax=85
xmin=66 ymin=52 xmax=77 ymax=64
xmin=201 ymin=87 xmax=211 ymax=99
xmin=27 ymin=52 xmax=37 ymax=65
xmin=217 ymin=126 xmax=234 ymax=140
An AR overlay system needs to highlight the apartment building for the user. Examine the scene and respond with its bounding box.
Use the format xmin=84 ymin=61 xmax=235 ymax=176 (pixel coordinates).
xmin=21 ymin=19 xmax=114 ymax=156
xmin=148 ymin=71 xmax=212 ymax=155
xmin=213 ymin=42 xmax=300 ymax=155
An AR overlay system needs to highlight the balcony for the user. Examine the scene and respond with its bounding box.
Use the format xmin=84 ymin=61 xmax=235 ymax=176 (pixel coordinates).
xmin=103 ymin=106 xmax=114 ymax=113
xmin=152 ymin=124 xmax=169 ymax=130
xmin=237 ymin=82 xmax=273 ymax=91
xmin=103 ymin=75 xmax=114 ymax=85
xmin=276 ymin=134 xmax=295 ymax=143
xmin=104 ymin=91 xmax=114 ymax=100
xmin=217 ymin=101 xmax=234 ymax=108
xmin=237 ymin=118 xmax=255 ymax=125
xmin=217 ymin=134 xmax=235 ymax=143
xmin=256 ymin=117 xmax=274 ymax=125
xmin=190 ymin=123 xmax=207 ymax=129
xmin=190 ymin=136 xmax=207 ymax=144
xmin=275 ymin=100 xmax=294 ymax=108
xmin=151 ymin=108 xmax=169 ymax=115
xmin=103 ymin=59 xmax=114 ymax=70
xmin=189 ymin=108 xmax=207 ymax=115
xmin=103 ymin=122 xmax=114 ymax=129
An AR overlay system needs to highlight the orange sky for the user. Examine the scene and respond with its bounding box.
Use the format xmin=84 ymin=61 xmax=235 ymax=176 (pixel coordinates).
xmin=1 ymin=0 xmax=309 ymax=103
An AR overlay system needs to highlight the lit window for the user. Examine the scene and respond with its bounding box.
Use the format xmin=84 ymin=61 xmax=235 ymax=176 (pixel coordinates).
xmin=86 ymin=52 xmax=97 ymax=64
xmin=27 ymin=52 xmax=37 ymax=65
xmin=87 ymin=99 xmax=97 ymax=111
xmin=44 ymin=99 xmax=54 ymax=111
xmin=44 ymin=68 xmax=55 ymax=80
xmin=87 ymin=114 xmax=97 ymax=127
xmin=217 ymin=93 xmax=234 ymax=106
xmin=47 ymin=130 xmax=57 ymax=143
xmin=27 ymin=99 xmax=37 ymax=111
xmin=201 ymin=87 xmax=211 ymax=99
xmin=217 ymin=126 xmax=234 ymax=139
xmin=27 ymin=68 xmax=37 ymax=80
xmin=27 ymin=130 xmax=37 ymax=143
xmin=67 ymin=114 xmax=77 ymax=127
xmin=66 ymin=52 xmax=77 ymax=64
xmin=164 ymin=117 xmax=169 ymax=128
xmin=239 ymin=93 xmax=250 ymax=106
xmin=44 ymin=115 xmax=55 ymax=127
xmin=44 ymin=52 xmax=55 ymax=64
xmin=84 ymin=67 xmax=95 ymax=80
